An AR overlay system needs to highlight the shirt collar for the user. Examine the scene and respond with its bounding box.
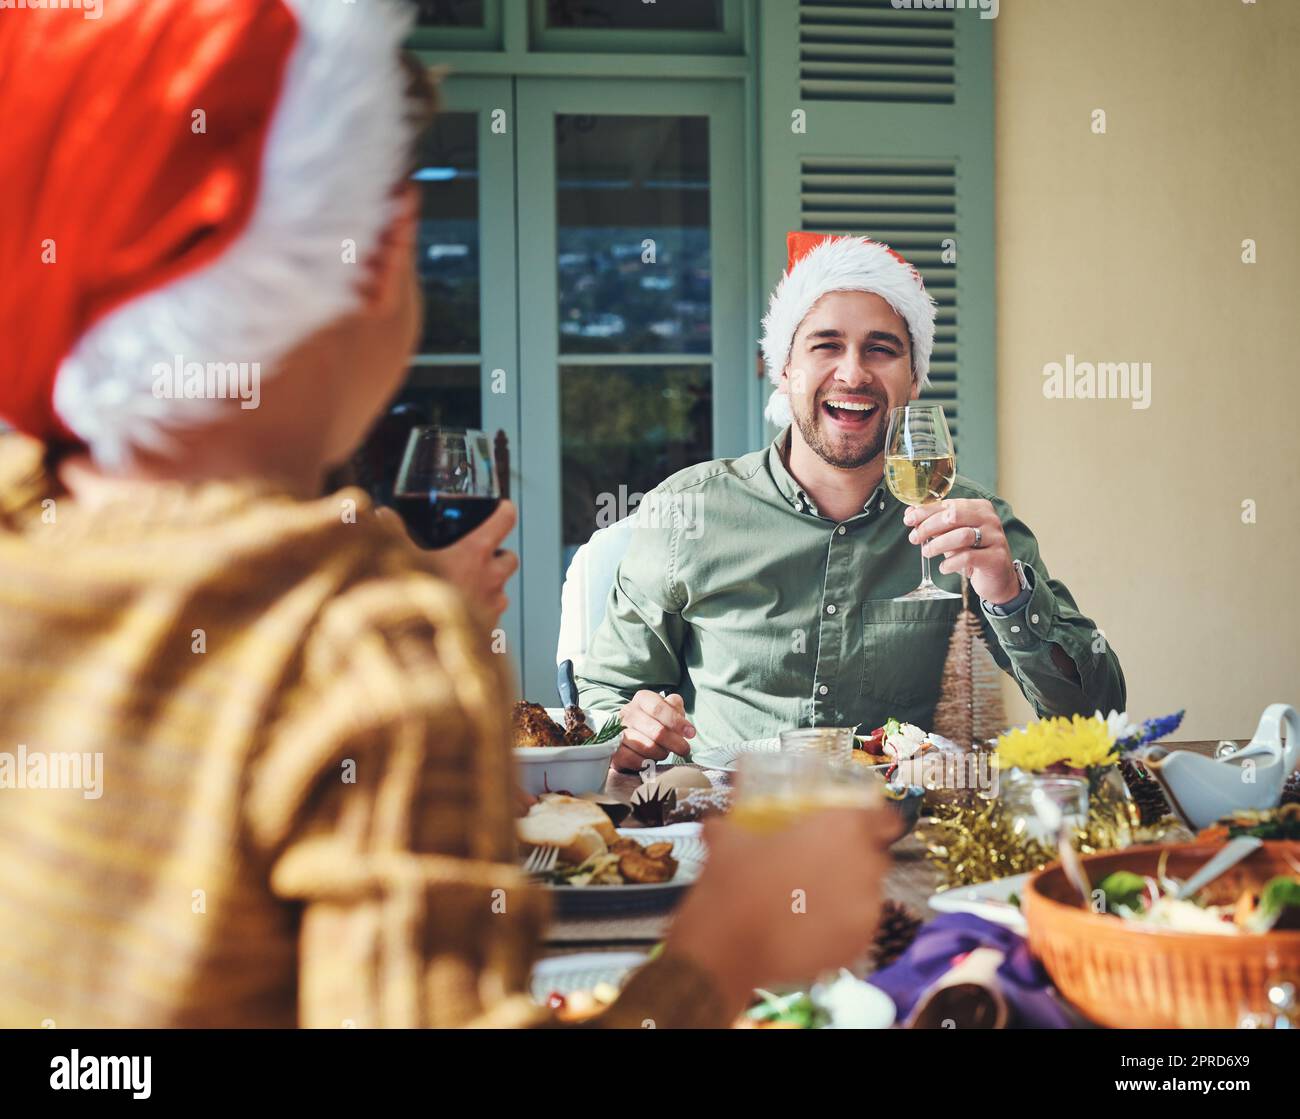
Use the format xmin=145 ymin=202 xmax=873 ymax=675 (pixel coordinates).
xmin=766 ymin=427 xmax=891 ymax=521
xmin=766 ymin=427 xmax=805 ymax=509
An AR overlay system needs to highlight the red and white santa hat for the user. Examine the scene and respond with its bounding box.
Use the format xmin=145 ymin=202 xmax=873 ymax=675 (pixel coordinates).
xmin=0 ymin=0 xmax=416 ymax=466
xmin=759 ymin=232 xmax=938 ymax=427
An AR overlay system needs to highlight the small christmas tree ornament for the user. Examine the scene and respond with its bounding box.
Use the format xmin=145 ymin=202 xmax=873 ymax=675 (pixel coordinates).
xmin=931 ymin=578 xmax=1007 ymax=747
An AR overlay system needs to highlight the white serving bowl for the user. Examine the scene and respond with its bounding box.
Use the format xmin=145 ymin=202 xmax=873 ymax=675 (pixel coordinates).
xmin=513 ymin=707 xmax=620 ymax=796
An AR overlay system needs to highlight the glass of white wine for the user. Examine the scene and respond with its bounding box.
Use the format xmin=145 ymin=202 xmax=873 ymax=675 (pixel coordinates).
xmin=884 ymin=403 xmax=961 ymax=601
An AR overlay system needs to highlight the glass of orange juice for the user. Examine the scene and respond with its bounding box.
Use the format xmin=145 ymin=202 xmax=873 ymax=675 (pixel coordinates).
xmin=730 ymin=751 xmax=880 ymax=834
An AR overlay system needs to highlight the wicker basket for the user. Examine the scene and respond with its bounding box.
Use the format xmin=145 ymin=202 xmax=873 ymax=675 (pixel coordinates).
xmin=1023 ymin=841 xmax=1300 ymax=1028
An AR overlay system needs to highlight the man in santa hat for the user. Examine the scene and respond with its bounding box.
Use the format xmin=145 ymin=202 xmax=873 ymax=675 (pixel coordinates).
xmin=0 ymin=2 xmax=894 ymax=1027
xmin=579 ymin=232 xmax=1126 ymax=769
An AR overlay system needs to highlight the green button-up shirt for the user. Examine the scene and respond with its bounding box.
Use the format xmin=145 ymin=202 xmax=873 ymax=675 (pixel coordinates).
xmin=576 ymin=430 xmax=1125 ymax=761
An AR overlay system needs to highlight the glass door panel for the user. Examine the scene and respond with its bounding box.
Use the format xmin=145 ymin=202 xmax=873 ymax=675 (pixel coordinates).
xmin=415 ymin=111 xmax=480 ymax=354
xmin=543 ymin=0 xmax=722 ymax=31
xmin=409 ymin=75 xmax=522 ymax=664
xmin=556 ymin=114 xmax=711 ymax=355
xmin=415 ymin=0 xmax=485 ymax=24
xmin=560 ymin=362 xmax=712 ymax=553
xmin=554 ymin=111 xmax=715 ymax=574
xmin=516 ymin=79 xmax=746 ymax=699
xmin=530 ymin=0 xmax=742 ymax=54
xmin=401 ymin=366 xmax=482 ymax=430
xmin=408 ymin=0 xmax=499 ymax=51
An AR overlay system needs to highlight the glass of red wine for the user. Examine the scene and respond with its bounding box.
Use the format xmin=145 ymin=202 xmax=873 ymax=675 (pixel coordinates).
xmin=392 ymin=427 xmax=500 ymax=549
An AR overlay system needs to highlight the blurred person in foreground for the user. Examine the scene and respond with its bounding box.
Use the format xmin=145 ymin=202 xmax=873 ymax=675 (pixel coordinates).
xmin=0 ymin=1 xmax=892 ymax=1028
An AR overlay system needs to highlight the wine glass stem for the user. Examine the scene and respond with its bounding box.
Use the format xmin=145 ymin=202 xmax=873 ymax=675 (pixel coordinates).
xmin=919 ymin=544 xmax=935 ymax=589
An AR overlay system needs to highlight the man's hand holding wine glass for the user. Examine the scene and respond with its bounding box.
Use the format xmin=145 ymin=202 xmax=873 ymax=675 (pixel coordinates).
xmin=903 ymin=498 xmax=1022 ymax=606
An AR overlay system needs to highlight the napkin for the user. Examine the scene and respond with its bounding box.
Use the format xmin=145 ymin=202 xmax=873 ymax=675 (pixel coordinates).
xmin=869 ymin=913 xmax=1076 ymax=1029
xmin=903 ymin=946 xmax=1009 ymax=1029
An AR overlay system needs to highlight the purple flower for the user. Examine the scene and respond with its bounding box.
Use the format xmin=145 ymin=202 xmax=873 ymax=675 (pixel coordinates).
xmin=1116 ymin=709 xmax=1184 ymax=752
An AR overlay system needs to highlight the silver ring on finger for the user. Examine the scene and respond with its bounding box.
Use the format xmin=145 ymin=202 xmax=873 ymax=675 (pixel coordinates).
xmin=972 ymin=526 xmax=984 ymax=549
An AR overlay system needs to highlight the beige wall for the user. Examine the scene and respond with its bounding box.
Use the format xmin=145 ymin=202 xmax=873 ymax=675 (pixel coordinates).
xmin=994 ymin=0 xmax=1300 ymax=739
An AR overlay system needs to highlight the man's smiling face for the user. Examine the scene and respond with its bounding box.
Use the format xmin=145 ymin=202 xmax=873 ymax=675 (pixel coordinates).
xmin=781 ymin=290 xmax=919 ymax=469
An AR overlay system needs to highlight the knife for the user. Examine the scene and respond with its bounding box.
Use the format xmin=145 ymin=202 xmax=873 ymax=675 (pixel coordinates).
xmin=557 ymin=659 xmax=578 ymax=710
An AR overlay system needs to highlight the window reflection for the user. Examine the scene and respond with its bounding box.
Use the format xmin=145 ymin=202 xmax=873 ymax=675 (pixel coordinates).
xmin=404 ymin=366 xmax=482 ymax=430
xmin=561 ymin=365 xmax=712 ymax=561
xmin=556 ymin=115 xmax=710 ymax=355
xmin=545 ymin=0 xmax=721 ymax=31
xmin=413 ymin=112 xmax=479 ymax=354
xmin=414 ymin=0 xmax=485 ymax=26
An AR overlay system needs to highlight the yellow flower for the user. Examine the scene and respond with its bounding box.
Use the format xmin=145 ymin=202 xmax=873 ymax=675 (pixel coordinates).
xmin=994 ymin=714 xmax=1116 ymax=772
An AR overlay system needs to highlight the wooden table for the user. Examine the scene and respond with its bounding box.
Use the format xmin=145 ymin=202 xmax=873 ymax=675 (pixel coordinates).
xmin=540 ymin=739 xmax=1223 ymax=958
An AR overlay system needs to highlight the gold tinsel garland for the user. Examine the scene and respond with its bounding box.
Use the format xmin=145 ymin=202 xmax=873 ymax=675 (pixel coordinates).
xmin=918 ymin=763 xmax=1185 ymax=890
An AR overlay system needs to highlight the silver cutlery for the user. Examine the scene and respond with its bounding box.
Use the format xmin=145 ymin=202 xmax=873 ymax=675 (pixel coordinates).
xmin=1173 ymin=836 xmax=1262 ymax=901
xmin=522 ymin=845 xmax=560 ymax=876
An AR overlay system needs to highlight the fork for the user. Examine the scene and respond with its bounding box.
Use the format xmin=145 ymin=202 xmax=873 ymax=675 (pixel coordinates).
xmin=523 ymin=845 xmax=560 ymax=876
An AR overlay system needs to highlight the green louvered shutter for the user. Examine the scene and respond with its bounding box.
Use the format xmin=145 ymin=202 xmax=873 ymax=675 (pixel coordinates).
xmin=799 ymin=0 xmax=957 ymax=103
xmin=759 ymin=0 xmax=994 ymax=486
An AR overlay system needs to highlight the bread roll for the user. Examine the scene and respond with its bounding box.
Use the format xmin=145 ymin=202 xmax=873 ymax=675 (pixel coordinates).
xmin=516 ymin=795 xmax=617 ymax=865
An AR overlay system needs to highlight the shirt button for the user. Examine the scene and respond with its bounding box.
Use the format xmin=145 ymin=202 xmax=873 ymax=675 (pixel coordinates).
xmin=818 ymin=685 xmax=829 ymax=695
xmin=1010 ymin=625 xmax=1021 ymax=634
xmin=878 ymin=500 xmax=885 ymax=510
xmin=1030 ymin=613 xmax=1040 ymax=625
xmin=826 ymin=604 xmax=836 ymax=615
xmin=837 ymin=525 xmax=846 ymax=535
xmin=794 ymin=502 xmax=804 ymax=513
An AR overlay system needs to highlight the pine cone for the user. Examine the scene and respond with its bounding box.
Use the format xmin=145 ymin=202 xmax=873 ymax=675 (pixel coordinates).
xmin=1121 ymin=757 xmax=1170 ymax=826
xmin=870 ymin=899 xmax=923 ymax=971
xmin=1282 ymin=770 xmax=1300 ymax=808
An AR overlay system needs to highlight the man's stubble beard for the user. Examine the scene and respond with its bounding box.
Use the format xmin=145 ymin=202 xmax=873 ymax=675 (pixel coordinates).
xmin=792 ymin=386 xmax=891 ymax=470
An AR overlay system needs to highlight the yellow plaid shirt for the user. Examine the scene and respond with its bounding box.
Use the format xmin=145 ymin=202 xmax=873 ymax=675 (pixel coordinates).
xmin=0 ymin=436 xmax=723 ymax=1028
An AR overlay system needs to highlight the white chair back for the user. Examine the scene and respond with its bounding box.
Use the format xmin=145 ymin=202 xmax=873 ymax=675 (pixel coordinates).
xmin=556 ymin=515 xmax=636 ymax=674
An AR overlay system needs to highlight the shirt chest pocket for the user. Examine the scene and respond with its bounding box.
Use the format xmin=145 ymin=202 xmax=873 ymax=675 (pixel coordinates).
xmin=860 ymin=598 xmax=963 ymax=707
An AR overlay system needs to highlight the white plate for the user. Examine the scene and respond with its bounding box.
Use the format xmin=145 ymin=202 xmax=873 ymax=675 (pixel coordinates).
xmin=531 ymin=955 xmax=894 ymax=1029
xmin=929 ymin=872 xmax=1030 ymax=933
xmin=694 ymin=728 xmax=964 ymax=772
xmin=688 ymin=737 xmax=778 ymax=771
xmin=540 ymin=829 xmax=705 ymax=914
xmin=529 ymin=951 xmax=648 ymax=1003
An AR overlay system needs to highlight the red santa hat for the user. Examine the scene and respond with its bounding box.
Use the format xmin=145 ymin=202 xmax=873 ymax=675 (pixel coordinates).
xmin=759 ymin=231 xmax=937 ymax=427
xmin=0 ymin=0 xmax=416 ymax=465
